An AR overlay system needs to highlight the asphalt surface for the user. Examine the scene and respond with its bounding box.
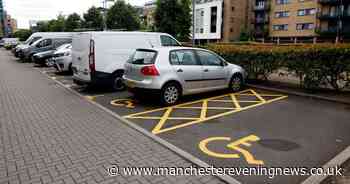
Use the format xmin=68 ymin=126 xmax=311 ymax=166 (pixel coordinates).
xmin=34 ymin=61 xmax=350 ymax=184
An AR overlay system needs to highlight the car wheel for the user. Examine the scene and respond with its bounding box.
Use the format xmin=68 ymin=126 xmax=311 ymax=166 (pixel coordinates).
xmin=112 ymin=73 xmax=125 ymax=91
xmin=230 ymin=74 xmax=243 ymax=92
xmin=160 ymin=83 xmax=181 ymax=106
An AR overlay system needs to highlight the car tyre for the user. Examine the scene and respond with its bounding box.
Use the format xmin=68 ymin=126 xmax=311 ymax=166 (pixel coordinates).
xmin=229 ymin=74 xmax=243 ymax=92
xmin=160 ymin=82 xmax=181 ymax=106
xmin=112 ymin=72 xmax=125 ymax=91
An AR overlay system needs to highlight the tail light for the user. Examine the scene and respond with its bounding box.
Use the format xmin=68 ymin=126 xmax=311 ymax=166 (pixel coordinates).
xmin=141 ymin=65 xmax=159 ymax=76
xmin=89 ymin=39 xmax=95 ymax=72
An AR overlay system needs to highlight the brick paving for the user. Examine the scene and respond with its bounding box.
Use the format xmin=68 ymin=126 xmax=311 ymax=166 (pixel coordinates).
xmin=0 ymin=50 xmax=225 ymax=184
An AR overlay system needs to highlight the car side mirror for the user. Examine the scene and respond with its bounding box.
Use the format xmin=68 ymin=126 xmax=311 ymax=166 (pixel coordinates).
xmin=221 ymin=60 xmax=226 ymax=67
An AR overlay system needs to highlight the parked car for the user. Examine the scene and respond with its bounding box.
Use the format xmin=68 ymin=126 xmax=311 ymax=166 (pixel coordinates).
xmin=72 ymin=31 xmax=181 ymax=91
xmin=21 ymin=36 xmax=72 ymax=62
xmin=123 ymin=47 xmax=247 ymax=106
xmin=52 ymin=44 xmax=73 ymax=72
xmin=33 ymin=42 xmax=72 ymax=66
xmin=14 ymin=32 xmax=71 ymax=58
xmin=2 ymin=38 xmax=19 ymax=50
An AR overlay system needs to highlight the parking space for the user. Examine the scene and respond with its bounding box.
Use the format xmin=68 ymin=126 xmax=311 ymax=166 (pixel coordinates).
xmin=35 ymin=65 xmax=350 ymax=184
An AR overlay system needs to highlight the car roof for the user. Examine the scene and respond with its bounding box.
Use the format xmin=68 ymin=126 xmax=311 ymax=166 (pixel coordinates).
xmin=140 ymin=47 xmax=209 ymax=52
xmin=80 ymin=31 xmax=173 ymax=36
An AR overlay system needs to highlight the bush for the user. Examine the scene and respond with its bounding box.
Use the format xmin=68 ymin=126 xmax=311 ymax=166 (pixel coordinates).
xmin=207 ymin=44 xmax=350 ymax=91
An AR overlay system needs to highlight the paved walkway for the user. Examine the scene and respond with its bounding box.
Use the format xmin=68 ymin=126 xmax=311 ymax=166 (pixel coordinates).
xmin=0 ymin=50 xmax=224 ymax=184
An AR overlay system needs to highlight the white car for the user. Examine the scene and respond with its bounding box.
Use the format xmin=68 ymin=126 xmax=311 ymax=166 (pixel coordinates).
xmin=53 ymin=44 xmax=73 ymax=72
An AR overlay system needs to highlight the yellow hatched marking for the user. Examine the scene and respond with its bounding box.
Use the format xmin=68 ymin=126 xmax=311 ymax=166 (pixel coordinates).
xmin=124 ymin=89 xmax=288 ymax=135
xmin=152 ymin=108 xmax=173 ymax=134
xmin=230 ymin=94 xmax=241 ymax=110
xmin=200 ymin=100 xmax=208 ymax=120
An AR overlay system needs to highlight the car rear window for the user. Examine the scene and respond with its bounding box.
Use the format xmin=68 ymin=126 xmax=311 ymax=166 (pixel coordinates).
xmin=129 ymin=50 xmax=157 ymax=65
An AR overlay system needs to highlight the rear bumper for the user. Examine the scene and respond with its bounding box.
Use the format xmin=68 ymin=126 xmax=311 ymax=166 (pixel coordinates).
xmin=73 ymin=71 xmax=113 ymax=86
xmin=127 ymin=87 xmax=161 ymax=95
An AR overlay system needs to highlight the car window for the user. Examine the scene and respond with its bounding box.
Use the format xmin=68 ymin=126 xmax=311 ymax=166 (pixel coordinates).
xmin=37 ymin=39 xmax=52 ymax=48
xmin=161 ymin=35 xmax=180 ymax=47
xmin=129 ymin=50 xmax=157 ymax=65
xmin=196 ymin=50 xmax=222 ymax=66
xmin=54 ymin=39 xmax=72 ymax=48
xmin=170 ymin=50 xmax=198 ymax=66
xmin=28 ymin=37 xmax=42 ymax=45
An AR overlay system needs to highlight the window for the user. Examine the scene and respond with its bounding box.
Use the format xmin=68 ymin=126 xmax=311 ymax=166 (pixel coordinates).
xmin=54 ymin=38 xmax=72 ymax=48
xmin=210 ymin=6 xmax=218 ymax=33
xmin=195 ymin=9 xmax=204 ymax=33
xmin=170 ymin=50 xmax=198 ymax=66
xmin=297 ymin=8 xmax=316 ymax=16
xmin=37 ymin=39 xmax=52 ymax=48
xmin=296 ymin=23 xmax=314 ymax=30
xmin=196 ymin=51 xmax=222 ymax=66
xmin=273 ymin=24 xmax=288 ymax=31
xmin=160 ymin=36 xmax=180 ymax=47
xmin=129 ymin=49 xmax=157 ymax=65
xmin=275 ymin=11 xmax=290 ymax=18
xmin=276 ymin=0 xmax=289 ymax=5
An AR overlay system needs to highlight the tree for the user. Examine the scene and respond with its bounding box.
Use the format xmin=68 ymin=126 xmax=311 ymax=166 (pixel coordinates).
xmin=35 ymin=21 xmax=50 ymax=32
xmin=154 ymin=0 xmax=191 ymax=41
xmin=65 ymin=13 xmax=82 ymax=31
xmin=13 ymin=29 xmax=32 ymax=41
xmin=48 ymin=14 xmax=66 ymax=32
xmin=106 ymin=0 xmax=140 ymax=31
xmin=83 ymin=6 xmax=103 ymax=30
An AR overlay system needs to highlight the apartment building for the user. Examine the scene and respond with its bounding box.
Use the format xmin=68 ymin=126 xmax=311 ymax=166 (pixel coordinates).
xmin=252 ymin=0 xmax=350 ymax=42
xmin=0 ymin=0 xmax=4 ymax=37
xmin=194 ymin=0 xmax=252 ymax=43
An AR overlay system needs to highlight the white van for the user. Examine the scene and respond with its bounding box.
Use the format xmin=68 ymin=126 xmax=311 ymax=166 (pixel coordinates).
xmin=72 ymin=31 xmax=181 ymax=90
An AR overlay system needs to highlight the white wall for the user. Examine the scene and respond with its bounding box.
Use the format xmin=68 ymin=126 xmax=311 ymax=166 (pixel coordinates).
xmin=194 ymin=0 xmax=223 ymax=40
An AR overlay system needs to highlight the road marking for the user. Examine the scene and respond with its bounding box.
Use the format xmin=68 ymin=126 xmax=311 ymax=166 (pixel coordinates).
xmin=110 ymin=99 xmax=136 ymax=108
xmin=199 ymin=135 xmax=264 ymax=165
xmin=124 ymin=89 xmax=288 ymax=135
xmin=85 ymin=95 xmax=104 ymax=101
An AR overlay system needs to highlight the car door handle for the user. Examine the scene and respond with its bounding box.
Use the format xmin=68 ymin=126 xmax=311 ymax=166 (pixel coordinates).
xmin=177 ymin=69 xmax=183 ymax=73
xmin=204 ymin=69 xmax=209 ymax=72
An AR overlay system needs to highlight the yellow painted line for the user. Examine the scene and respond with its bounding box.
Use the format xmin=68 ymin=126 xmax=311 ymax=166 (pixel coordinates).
xmin=128 ymin=116 xmax=199 ymax=120
xmin=250 ymin=90 xmax=266 ymax=103
xmin=209 ymin=100 xmax=261 ymax=103
xmin=124 ymin=89 xmax=252 ymax=118
xmin=153 ymin=96 xmax=287 ymax=135
xmin=85 ymin=95 xmax=104 ymax=101
xmin=152 ymin=108 xmax=173 ymax=134
xmin=199 ymin=137 xmax=240 ymax=159
xmin=200 ymin=100 xmax=208 ymax=120
xmin=230 ymin=94 xmax=241 ymax=110
xmin=175 ymin=107 xmax=236 ymax=110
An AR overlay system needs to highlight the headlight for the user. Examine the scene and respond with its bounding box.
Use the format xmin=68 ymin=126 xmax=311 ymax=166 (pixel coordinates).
xmin=64 ymin=52 xmax=71 ymax=56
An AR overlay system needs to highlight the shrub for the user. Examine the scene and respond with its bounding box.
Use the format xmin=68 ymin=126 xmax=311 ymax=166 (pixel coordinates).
xmin=207 ymin=44 xmax=350 ymax=91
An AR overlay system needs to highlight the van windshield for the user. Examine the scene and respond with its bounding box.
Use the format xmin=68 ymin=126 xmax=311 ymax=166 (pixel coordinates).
xmin=129 ymin=50 xmax=157 ymax=65
xmin=27 ymin=37 xmax=42 ymax=45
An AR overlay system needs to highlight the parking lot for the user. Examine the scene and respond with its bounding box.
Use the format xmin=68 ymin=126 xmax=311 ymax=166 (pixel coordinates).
xmin=28 ymin=58 xmax=350 ymax=184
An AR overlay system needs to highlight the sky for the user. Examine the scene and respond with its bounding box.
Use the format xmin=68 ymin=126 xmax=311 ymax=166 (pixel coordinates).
xmin=3 ymin=0 xmax=149 ymax=29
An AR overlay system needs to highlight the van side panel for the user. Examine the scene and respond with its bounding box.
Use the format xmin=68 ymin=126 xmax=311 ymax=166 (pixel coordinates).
xmin=94 ymin=34 xmax=155 ymax=74
xmin=72 ymin=33 xmax=92 ymax=82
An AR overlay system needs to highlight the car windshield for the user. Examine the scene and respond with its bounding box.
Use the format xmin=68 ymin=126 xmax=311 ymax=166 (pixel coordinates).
xmin=129 ymin=50 xmax=157 ymax=65
xmin=27 ymin=37 xmax=42 ymax=45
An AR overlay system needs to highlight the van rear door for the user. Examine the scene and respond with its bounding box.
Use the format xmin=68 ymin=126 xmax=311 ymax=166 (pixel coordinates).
xmin=72 ymin=33 xmax=91 ymax=82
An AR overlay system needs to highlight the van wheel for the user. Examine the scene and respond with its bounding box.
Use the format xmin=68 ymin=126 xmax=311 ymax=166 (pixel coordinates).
xmin=112 ymin=73 xmax=125 ymax=91
xmin=229 ymin=74 xmax=243 ymax=92
xmin=160 ymin=83 xmax=181 ymax=106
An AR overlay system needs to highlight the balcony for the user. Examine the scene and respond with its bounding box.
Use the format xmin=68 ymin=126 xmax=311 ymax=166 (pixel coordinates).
xmin=318 ymin=0 xmax=341 ymax=5
xmin=254 ymin=3 xmax=270 ymax=11
xmin=317 ymin=12 xmax=341 ymax=19
xmin=254 ymin=17 xmax=269 ymax=24
xmin=316 ymin=27 xmax=338 ymax=36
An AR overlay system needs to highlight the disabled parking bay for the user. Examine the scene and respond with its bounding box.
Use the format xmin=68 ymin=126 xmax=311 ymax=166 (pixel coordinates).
xmin=88 ymin=88 xmax=350 ymax=184
xmin=38 ymin=68 xmax=350 ymax=184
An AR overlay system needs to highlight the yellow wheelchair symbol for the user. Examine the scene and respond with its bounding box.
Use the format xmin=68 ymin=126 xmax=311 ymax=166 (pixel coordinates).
xmin=199 ymin=135 xmax=264 ymax=165
xmin=110 ymin=99 xmax=136 ymax=108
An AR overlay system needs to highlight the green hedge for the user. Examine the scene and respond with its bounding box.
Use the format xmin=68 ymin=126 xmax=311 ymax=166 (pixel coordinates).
xmin=207 ymin=44 xmax=350 ymax=91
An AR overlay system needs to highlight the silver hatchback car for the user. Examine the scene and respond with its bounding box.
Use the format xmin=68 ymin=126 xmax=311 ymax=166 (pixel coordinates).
xmin=123 ymin=47 xmax=247 ymax=106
